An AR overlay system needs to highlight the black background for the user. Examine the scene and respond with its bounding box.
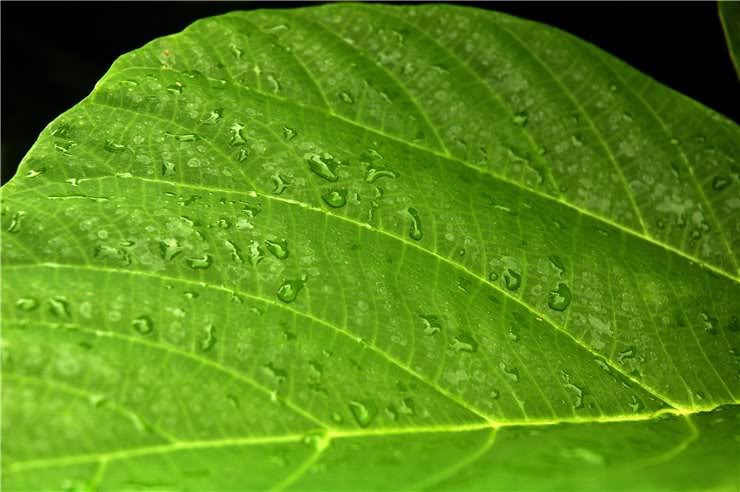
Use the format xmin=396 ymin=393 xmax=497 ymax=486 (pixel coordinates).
xmin=2 ymin=1 xmax=738 ymax=185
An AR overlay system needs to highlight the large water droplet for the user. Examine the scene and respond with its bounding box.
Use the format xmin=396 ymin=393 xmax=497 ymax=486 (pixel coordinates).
xmin=348 ymin=399 xmax=377 ymax=427
xmin=159 ymin=238 xmax=183 ymax=262
xmin=499 ymin=363 xmax=520 ymax=383
xmin=248 ymin=241 xmax=264 ymax=265
xmin=272 ymin=174 xmax=290 ymax=195
xmin=420 ymin=314 xmax=441 ymax=335
xmin=503 ymin=268 xmax=521 ymax=291
xmin=132 ymin=315 xmax=154 ymax=335
xmin=406 ymin=207 xmax=423 ymax=240
xmin=451 ymin=332 xmax=478 ymax=353
xmin=48 ymin=297 xmax=71 ymax=319
xmin=307 ymin=154 xmax=344 ymax=182
xmin=321 ymin=189 xmax=348 ymax=208
xmin=548 ymin=283 xmax=572 ymax=311
xmin=277 ymin=276 xmax=306 ymax=303
xmin=265 ymin=239 xmax=289 ymax=259
xmin=229 ymin=123 xmax=247 ymax=146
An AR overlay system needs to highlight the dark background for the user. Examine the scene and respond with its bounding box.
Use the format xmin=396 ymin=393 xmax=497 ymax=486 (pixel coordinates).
xmin=2 ymin=1 xmax=738 ymax=185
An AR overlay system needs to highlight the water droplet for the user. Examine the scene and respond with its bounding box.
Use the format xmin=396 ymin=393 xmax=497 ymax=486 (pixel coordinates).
xmin=617 ymin=346 xmax=636 ymax=364
xmin=628 ymin=395 xmax=644 ymax=412
xmin=302 ymin=431 xmax=328 ymax=450
xmin=548 ymin=283 xmax=572 ymax=311
xmin=248 ymin=241 xmax=264 ymax=265
xmin=499 ymin=363 xmax=520 ymax=383
xmin=549 ymin=255 xmax=565 ymax=276
xmin=15 ymin=297 xmax=39 ymax=311
xmin=348 ymin=399 xmax=377 ymax=427
xmin=365 ymin=167 xmax=398 ymax=183
xmin=282 ymin=125 xmax=298 ymax=141
xmin=420 ymin=314 xmax=441 ymax=335
xmin=229 ymin=123 xmax=247 ymax=146
xmin=277 ymin=276 xmax=306 ymax=303
xmin=167 ymin=83 xmax=184 ymax=95
xmin=699 ymin=311 xmax=717 ymax=334
xmin=7 ymin=211 xmax=26 ymax=233
xmin=451 ymin=332 xmax=478 ymax=353
xmin=503 ymin=268 xmax=521 ymax=291
xmin=225 ymin=240 xmax=244 ymax=264
xmin=272 ymin=174 xmax=290 ymax=194
xmin=229 ymin=43 xmax=243 ymax=58
xmin=488 ymin=271 xmax=499 ymax=281
xmin=237 ymin=148 xmax=249 ymax=162
xmin=265 ymin=239 xmax=289 ymax=259
xmin=656 ymin=218 xmax=665 ymax=229
xmin=712 ymin=176 xmax=730 ymax=191
xmin=164 ymin=132 xmax=200 ymax=142
xmin=201 ymin=324 xmax=216 ymax=351
xmin=339 ymin=91 xmax=354 ymax=104
xmin=406 ymin=207 xmax=423 ymax=240
xmin=307 ymin=154 xmax=345 ymax=182
xmin=321 ymin=189 xmax=348 ymax=208
xmin=104 ymin=140 xmax=127 ymax=153
xmin=25 ymin=168 xmax=46 ymax=178
xmin=132 ymin=315 xmax=154 ymax=335
xmin=202 ymin=108 xmax=223 ymax=124
xmin=186 ymin=254 xmax=213 ymax=270
xmin=266 ymin=74 xmax=280 ymax=94
xmin=161 ymin=161 xmax=176 ymax=177
xmin=48 ymin=297 xmax=71 ymax=319
xmin=217 ymin=217 xmax=232 ymax=229
xmin=159 ymin=238 xmax=183 ymax=262
xmin=512 ymin=111 xmax=528 ymax=127
xmin=94 ymin=245 xmax=131 ymax=266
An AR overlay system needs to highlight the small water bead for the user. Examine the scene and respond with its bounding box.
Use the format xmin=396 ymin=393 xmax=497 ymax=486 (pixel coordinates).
xmin=272 ymin=174 xmax=290 ymax=195
xmin=420 ymin=314 xmax=441 ymax=335
xmin=265 ymin=239 xmax=289 ymax=259
xmin=159 ymin=238 xmax=183 ymax=262
xmin=339 ymin=91 xmax=355 ymax=104
xmin=202 ymin=108 xmax=223 ymax=124
xmin=548 ymin=283 xmax=572 ymax=311
xmin=499 ymin=363 xmax=520 ymax=383
xmin=488 ymin=271 xmax=499 ymax=281
xmin=201 ymin=324 xmax=216 ymax=352
xmin=225 ymin=240 xmax=244 ymax=264
xmin=628 ymin=395 xmax=644 ymax=412
xmin=712 ymin=176 xmax=730 ymax=191
xmin=282 ymin=125 xmax=298 ymax=141
xmin=47 ymin=297 xmax=71 ymax=319
xmin=16 ymin=297 xmax=39 ymax=311
xmin=348 ymin=399 xmax=377 ymax=427
xmin=451 ymin=332 xmax=478 ymax=353
xmin=365 ymin=167 xmax=398 ymax=183
xmin=7 ymin=211 xmax=26 ymax=233
xmin=132 ymin=315 xmax=154 ymax=335
xmin=229 ymin=123 xmax=247 ymax=146
xmin=503 ymin=268 xmax=521 ymax=291
xmin=512 ymin=111 xmax=529 ymax=128
xmin=217 ymin=217 xmax=232 ymax=229
xmin=321 ymin=189 xmax=348 ymax=208
xmin=277 ymin=275 xmax=306 ymax=303
xmin=164 ymin=131 xmax=200 ymax=142
xmin=229 ymin=43 xmax=243 ymax=58
xmin=406 ymin=208 xmax=423 ymax=240
xmin=549 ymin=255 xmax=565 ymax=276
xmin=248 ymin=241 xmax=265 ymax=265
xmin=699 ymin=311 xmax=718 ymax=334
xmin=167 ymin=82 xmax=184 ymax=95
xmin=186 ymin=254 xmax=213 ymax=270
xmin=237 ymin=148 xmax=249 ymax=162
xmin=104 ymin=140 xmax=127 ymax=153
xmin=161 ymin=161 xmax=176 ymax=177
xmin=307 ymin=154 xmax=345 ymax=182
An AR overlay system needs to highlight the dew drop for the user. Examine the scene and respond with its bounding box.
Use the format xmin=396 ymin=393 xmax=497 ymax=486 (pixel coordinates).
xmin=216 ymin=217 xmax=232 ymax=229
xmin=159 ymin=238 xmax=183 ymax=262
xmin=272 ymin=174 xmax=290 ymax=195
xmin=201 ymin=324 xmax=216 ymax=351
xmin=25 ymin=168 xmax=46 ymax=178
xmin=282 ymin=125 xmax=298 ymax=141
xmin=321 ymin=189 xmax=348 ymax=208
xmin=348 ymin=399 xmax=378 ymax=427
xmin=7 ymin=211 xmax=26 ymax=233
xmin=104 ymin=140 xmax=127 ymax=153
xmin=420 ymin=314 xmax=441 ymax=335
xmin=248 ymin=240 xmax=265 ymax=265
xmin=307 ymin=154 xmax=344 ymax=182
xmin=512 ymin=111 xmax=529 ymax=127
xmin=277 ymin=276 xmax=306 ymax=303
xmin=202 ymin=108 xmax=223 ymax=124
xmin=712 ymin=176 xmax=730 ymax=191
xmin=499 ymin=363 xmax=520 ymax=383
xmin=503 ymin=268 xmax=521 ymax=291
xmin=548 ymin=283 xmax=572 ymax=311
xmin=167 ymin=83 xmax=184 ymax=95
xmin=164 ymin=132 xmax=200 ymax=142
xmin=15 ymin=297 xmax=39 ymax=311
xmin=132 ymin=315 xmax=154 ymax=335
xmin=225 ymin=240 xmax=244 ymax=264
xmin=628 ymin=395 xmax=644 ymax=412
xmin=265 ymin=238 xmax=289 ymax=259
xmin=339 ymin=91 xmax=354 ymax=104
xmin=161 ymin=161 xmax=176 ymax=177
xmin=406 ymin=207 xmax=423 ymax=241
xmin=48 ymin=297 xmax=71 ymax=319
xmin=488 ymin=271 xmax=499 ymax=281
xmin=94 ymin=245 xmax=131 ymax=266
xmin=237 ymin=148 xmax=249 ymax=162
xmin=549 ymin=255 xmax=565 ymax=276
xmin=229 ymin=123 xmax=247 ymax=146
xmin=186 ymin=254 xmax=213 ymax=270
xmin=451 ymin=332 xmax=478 ymax=353
xmin=365 ymin=167 xmax=398 ymax=183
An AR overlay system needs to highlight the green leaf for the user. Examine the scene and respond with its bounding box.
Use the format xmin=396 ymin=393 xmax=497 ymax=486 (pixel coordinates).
xmin=2 ymin=4 xmax=739 ymax=490
xmin=720 ymin=1 xmax=740 ymax=78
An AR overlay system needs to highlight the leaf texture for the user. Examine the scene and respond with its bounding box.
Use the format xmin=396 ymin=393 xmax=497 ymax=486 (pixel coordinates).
xmin=2 ymin=4 xmax=739 ymax=491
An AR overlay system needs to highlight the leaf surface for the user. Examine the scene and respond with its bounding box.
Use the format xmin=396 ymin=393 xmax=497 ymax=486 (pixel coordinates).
xmin=720 ymin=1 xmax=740 ymax=78
xmin=2 ymin=4 xmax=739 ymax=490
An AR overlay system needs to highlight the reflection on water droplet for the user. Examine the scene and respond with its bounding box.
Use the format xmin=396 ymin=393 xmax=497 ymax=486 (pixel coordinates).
xmin=348 ymin=399 xmax=377 ymax=427
xmin=321 ymin=189 xmax=348 ymax=208
xmin=548 ymin=283 xmax=572 ymax=311
xmin=265 ymin=239 xmax=289 ymax=259
xmin=277 ymin=276 xmax=306 ymax=303
xmin=406 ymin=207 xmax=423 ymax=240
xmin=503 ymin=268 xmax=521 ymax=291
xmin=186 ymin=254 xmax=213 ymax=270
xmin=132 ymin=315 xmax=154 ymax=335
